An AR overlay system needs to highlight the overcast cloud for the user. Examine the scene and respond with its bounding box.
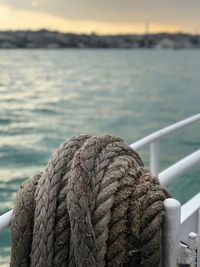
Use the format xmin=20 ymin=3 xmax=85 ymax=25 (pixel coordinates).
xmin=1 ymin=0 xmax=199 ymax=24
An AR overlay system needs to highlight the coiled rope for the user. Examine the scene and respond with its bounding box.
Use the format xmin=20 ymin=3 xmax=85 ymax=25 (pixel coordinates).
xmin=10 ymin=135 xmax=170 ymax=267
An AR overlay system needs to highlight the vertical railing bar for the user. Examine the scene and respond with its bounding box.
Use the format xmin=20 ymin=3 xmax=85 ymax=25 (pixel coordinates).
xmin=150 ymin=140 xmax=160 ymax=177
xmin=163 ymin=198 xmax=181 ymax=267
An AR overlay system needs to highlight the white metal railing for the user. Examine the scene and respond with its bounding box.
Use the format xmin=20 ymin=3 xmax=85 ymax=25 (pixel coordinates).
xmin=0 ymin=114 xmax=200 ymax=266
xmin=130 ymin=113 xmax=200 ymax=267
xmin=181 ymin=192 xmax=200 ymax=225
xmin=0 ymin=210 xmax=13 ymax=232
xmin=163 ymin=198 xmax=181 ymax=267
xmin=178 ymin=193 xmax=200 ymax=267
xmin=159 ymin=149 xmax=200 ymax=186
xmin=130 ymin=113 xmax=200 ymax=176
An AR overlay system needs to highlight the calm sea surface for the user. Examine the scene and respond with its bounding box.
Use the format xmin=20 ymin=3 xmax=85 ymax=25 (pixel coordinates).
xmin=0 ymin=49 xmax=199 ymax=265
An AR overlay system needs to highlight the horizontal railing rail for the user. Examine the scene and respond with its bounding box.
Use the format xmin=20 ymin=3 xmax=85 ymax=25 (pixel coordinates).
xmin=159 ymin=149 xmax=200 ymax=186
xmin=181 ymin=192 xmax=200 ymax=224
xmin=0 ymin=210 xmax=13 ymax=232
xmin=0 ymin=114 xmax=200 ymax=234
xmin=130 ymin=114 xmax=200 ymax=151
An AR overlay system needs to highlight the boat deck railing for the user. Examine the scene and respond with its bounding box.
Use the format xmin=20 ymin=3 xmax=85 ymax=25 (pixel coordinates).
xmin=0 ymin=113 xmax=200 ymax=266
xmin=130 ymin=113 xmax=200 ymax=266
xmin=130 ymin=113 xmax=200 ymax=180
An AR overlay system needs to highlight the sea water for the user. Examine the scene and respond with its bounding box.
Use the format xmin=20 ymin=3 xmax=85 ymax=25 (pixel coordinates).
xmin=0 ymin=49 xmax=199 ymax=265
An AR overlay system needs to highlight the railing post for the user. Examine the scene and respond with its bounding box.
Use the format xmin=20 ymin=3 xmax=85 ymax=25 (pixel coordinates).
xmin=150 ymin=140 xmax=160 ymax=176
xmin=163 ymin=198 xmax=181 ymax=267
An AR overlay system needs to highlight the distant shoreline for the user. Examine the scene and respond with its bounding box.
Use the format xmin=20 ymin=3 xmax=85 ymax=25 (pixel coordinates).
xmin=0 ymin=29 xmax=200 ymax=49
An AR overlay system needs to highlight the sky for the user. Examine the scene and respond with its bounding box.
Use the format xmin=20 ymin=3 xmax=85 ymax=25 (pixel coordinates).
xmin=0 ymin=0 xmax=199 ymax=34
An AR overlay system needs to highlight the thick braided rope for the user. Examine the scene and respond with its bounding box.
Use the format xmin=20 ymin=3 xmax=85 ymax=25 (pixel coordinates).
xmin=31 ymin=135 xmax=91 ymax=267
xmin=10 ymin=134 xmax=170 ymax=267
xmin=10 ymin=173 xmax=41 ymax=267
xmin=130 ymin=166 xmax=169 ymax=267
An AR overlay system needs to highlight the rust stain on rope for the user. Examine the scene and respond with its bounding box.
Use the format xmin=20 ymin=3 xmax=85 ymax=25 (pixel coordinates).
xmin=10 ymin=135 xmax=170 ymax=267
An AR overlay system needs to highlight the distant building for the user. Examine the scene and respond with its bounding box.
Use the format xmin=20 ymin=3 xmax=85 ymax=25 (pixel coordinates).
xmin=155 ymin=38 xmax=174 ymax=49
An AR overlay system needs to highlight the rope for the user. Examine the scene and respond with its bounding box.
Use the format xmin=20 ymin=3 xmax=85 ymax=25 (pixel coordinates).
xmin=10 ymin=135 xmax=170 ymax=267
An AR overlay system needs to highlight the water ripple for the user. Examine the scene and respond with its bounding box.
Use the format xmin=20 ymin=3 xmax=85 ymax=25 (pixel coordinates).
xmin=0 ymin=49 xmax=200 ymax=265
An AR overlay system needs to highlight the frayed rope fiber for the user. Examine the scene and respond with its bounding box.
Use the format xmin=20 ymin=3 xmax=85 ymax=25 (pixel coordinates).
xmin=10 ymin=135 xmax=170 ymax=267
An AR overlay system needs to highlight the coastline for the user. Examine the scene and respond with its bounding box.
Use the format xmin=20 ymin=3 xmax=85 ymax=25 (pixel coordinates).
xmin=0 ymin=29 xmax=200 ymax=49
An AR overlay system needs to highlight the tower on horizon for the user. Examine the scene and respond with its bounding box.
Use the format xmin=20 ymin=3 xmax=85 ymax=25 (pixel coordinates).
xmin=145 ymin=21 xmax=150 ymax=35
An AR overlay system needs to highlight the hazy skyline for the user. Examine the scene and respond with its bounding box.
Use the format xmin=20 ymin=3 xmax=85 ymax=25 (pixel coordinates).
xmin=0 ymin=0 xmax=199 ymax=34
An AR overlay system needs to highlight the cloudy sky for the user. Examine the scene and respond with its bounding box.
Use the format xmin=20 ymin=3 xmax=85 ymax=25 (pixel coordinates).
xmin=0 ymin=0 xmax=199 ymax=34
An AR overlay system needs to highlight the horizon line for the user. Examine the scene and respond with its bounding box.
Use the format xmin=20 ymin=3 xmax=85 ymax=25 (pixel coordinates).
xmin=0 ymin=28 xmax=198 ymax=36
